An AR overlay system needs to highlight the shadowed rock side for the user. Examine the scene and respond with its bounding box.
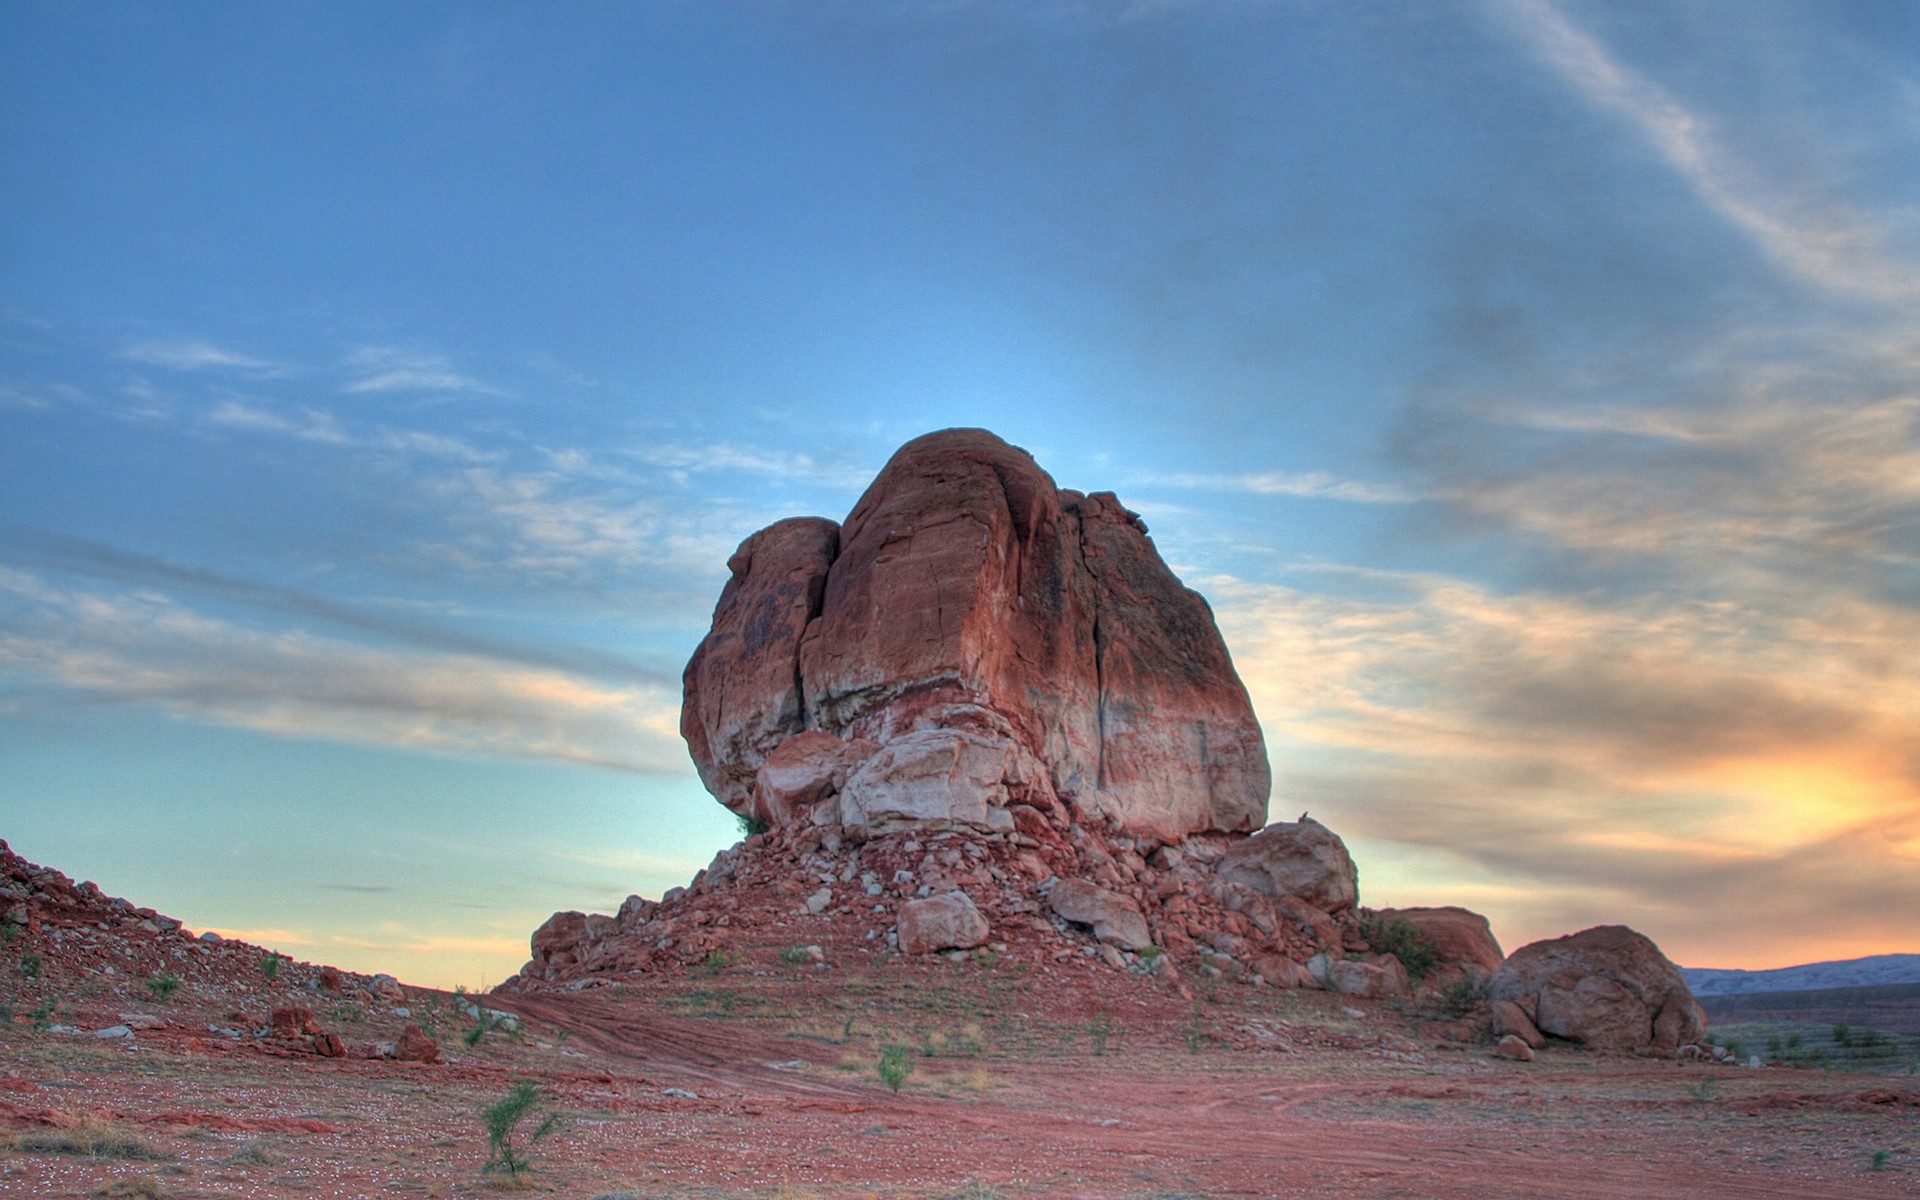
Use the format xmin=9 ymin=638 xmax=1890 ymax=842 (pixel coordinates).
xmin=682 ymin=428 xmax=1269 ymax=843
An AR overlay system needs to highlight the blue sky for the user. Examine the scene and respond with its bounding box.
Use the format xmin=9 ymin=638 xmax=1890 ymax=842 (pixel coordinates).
xmin=4 ymin=1 xmax=1918 ymax=986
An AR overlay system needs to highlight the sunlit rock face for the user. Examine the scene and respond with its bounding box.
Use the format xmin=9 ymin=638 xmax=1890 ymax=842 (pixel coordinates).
xmin=681 ymin=427 xmax=1271 ymax=843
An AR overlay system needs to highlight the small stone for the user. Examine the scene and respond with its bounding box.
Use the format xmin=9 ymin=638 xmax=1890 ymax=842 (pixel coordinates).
xmin=93 ymin=1024 xmax=134 ymax=1039
xmin=1495 ymin=1034 xmax=1536 ymax=1062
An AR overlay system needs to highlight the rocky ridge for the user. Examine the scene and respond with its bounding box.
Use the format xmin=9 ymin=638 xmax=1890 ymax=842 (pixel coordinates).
xmin=0 ymin=838 xmax=445 ymax=1063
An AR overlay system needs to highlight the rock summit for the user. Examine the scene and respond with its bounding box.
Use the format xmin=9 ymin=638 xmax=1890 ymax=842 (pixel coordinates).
xmin=682 ymin=427 xmax=1270 ymax=844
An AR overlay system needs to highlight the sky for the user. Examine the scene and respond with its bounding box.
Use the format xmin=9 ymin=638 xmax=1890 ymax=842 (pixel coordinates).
xmin=2 ymin=0 xmax=1917 ymax=989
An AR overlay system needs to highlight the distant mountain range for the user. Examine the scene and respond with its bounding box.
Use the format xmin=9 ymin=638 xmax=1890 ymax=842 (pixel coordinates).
xmin=1682 ymin=954 xmax=1920 ymax=996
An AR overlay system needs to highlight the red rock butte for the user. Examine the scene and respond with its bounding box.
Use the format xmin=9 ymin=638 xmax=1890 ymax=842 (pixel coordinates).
xmin=516 ymin=427 xmax=1707 ymax=1061
xmin=682 ymin=426 xmax=1271 ymax=845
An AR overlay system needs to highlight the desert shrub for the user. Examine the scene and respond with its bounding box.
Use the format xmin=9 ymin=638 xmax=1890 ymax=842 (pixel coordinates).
xmin=30 ymin=998 xmax=56 ymax=1029
xmin=1090 ymin=1012 xmax=1114 ymax=1056
xmin=1438 ymin=974 xmax=1490 ymax=1016
xmin=1685 ymin=1074 xmax=1718 ymax=1103
xmin=1833 ymin=1023 xmax=1852 ymax=1047
xmin=481 ymin=1081 xmax=560 ymax=1182
xmin=0 ymin=916 xmax=21 ymax=944
xmin=6 ymin=1115 xmax=169 ymax=1161
xmin=464 ymin=1007 xmax=502 ymax=1048
xmin=19 ymin=953 xmax=42 ymax=979
xmin=1871 ymin=1150 xmax=1891 ymax=1172
xmin=1183 ymin=1002 xmax=1207 ymax=1053
xmin=260 ymin=952 xmax=285 ymax=981
xmin=1358 ymin=916 xmax=1439 ymax=981
xmin=144 ymin=975 xmax=182 ymax=1002
xmin=696 ymin=950 xmax=735 ymax=976
xmin=735 ymin=812 xmax=770 ymax=839
xmin=877 ymin=1044 xmax=914 ymax=1092
xmin=780 ymin=945 xmax=811 ymax=966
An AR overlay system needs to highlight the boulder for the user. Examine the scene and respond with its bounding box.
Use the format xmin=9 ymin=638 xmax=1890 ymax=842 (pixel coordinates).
xmin=1490 ymin=1000 xmax=1545 ymax=1049
xmin=1494 ymin=1034 xmax=1536 ymax=1062
xmin=394 ymin=1023 xmax=440 ymax=1063
xmin=896 ymin=891 xmax=992 ymax=955
xmin=1374 ymin=906 xmax=1503 ymax=982
xmin=681 ymin=429 xmax=1270 ymax=843
xmin=1048 ymin=878 xmax=1153 ymax=951
xmin=271 ymin=1006 xmax=321 ymax=1038
xmin=1320 ymin=955 xmax=1409 ymax=999
xmin=1216 ymin=818 xmax=1357 ymax=912
xmin=1490 ymin=926 xmax=1707 ymax=1054
xmin=751 ymin=731 xmax=877 ymax=827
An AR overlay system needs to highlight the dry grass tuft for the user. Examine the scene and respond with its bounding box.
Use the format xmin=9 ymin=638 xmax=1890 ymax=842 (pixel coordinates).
xmin=6 ymin=1112 xmax=170 ymax=1161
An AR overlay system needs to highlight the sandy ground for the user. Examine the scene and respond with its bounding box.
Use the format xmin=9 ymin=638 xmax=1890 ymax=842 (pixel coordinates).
xmin=2 ymin=942 xmax=1916 ymax=1200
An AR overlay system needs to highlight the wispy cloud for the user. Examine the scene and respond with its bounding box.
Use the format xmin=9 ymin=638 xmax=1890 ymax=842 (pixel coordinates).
xmin=0 ymin=526 xmax=678 ymax=687
xmin=206 ymin=399 xmax=352 ymax=445
xmin=1136 ymin=469 xmax=1419 ymax=504
xmin=202 ymin=398 xmax=499 ymax=461
xmin=0 ymin=570 xmax=691 ymax=774
xmin=120 ymin=339 xmax=283 ymax=373
xmin=1493 ymin=0 xmax=1920 ymax=305
xmin=343 ymin=346 xmax=504 ymax=396
xmin=622 ymin=440 xmax=875 ymax=489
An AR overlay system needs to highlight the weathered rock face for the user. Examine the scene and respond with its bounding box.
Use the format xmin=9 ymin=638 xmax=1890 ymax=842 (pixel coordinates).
xmin=1490 ymin=926 xmax=1707 ymax=1054
xmin=1215 ymin=818 xmax=1357 ymax=912
xmin=682 ymin=429 xmax=1270 ymax=843
xmin=681 ymin=518 xmax=839 ymax=818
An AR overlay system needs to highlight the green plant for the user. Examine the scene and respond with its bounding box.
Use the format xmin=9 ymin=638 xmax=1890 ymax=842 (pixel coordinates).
xmin=144 ymin=975 xmax=182 ymax=1002
xmin=780 ymin=945 xmax=812 ymax=966
xmin=841 ymin=1015 xmax=858 ymax=1041
xmin=1358 ymin=915 xmax=1439 ymax=981
xmin=1871 ymin=1149 xmax=1890 ymax=1172
xmin=30 ymin=998 xmax=55 ymax=1030
xmin=464 ymin=1010 xmax=499 ymax=1048
xmin=1183 ymin=1002 xmax=1207 ymax=1053
xmin=1135 ymin=945 xmax=1163 ymax=968
xmin=877 ymin=1044 xmax=914 ymax=1092
xmin=696 ymin=950 xmax=735 ymax=977
xmin=1089 ymin=1012 xmax=1114 ymax=1056
xmin=19 ymin=953 xmax=42 ymax=979
xmin=481 ymin=1081 xmax=560 ymax=1181
xmin=1833 ymin=1023 xmax=1852 ymax=1047
xmin=260 ymin=952 xmax=285 ymax=981
xmin=735 ymin=811 xmax=770 ymax=839
xmin=0 ymin=916 xmax=21 ymax=944
xmin=1438 ymin=974 xmax=1491 ymax=1016
xmin=1685 ymin=1074 xmax=1718 ymax=1104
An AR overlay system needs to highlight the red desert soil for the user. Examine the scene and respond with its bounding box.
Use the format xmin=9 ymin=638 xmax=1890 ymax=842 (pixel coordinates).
xmin=2 ymin=845 xmax=1916 ymax=1199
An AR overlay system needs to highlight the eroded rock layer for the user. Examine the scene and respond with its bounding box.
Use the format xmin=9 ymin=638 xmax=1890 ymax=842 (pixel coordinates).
xmin=681 ymin=428 xmax=1269 ymax=843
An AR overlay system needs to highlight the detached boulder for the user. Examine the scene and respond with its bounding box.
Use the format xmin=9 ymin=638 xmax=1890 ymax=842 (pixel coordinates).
xmin=896 ymin=892 xmax=991 ymax=955
xmin=1490 ymin=925 xmax=1706 ymax=1054
xmin=394 ymin=1023 xmax=440 ymax=1063
xmin=1373 ymin=906 xmax=1503 ymax=983
xmin=1048 ymin=878 xmax=1153 ymax=951
xmin=1216 ymin=817 xmax=1357 ymax=912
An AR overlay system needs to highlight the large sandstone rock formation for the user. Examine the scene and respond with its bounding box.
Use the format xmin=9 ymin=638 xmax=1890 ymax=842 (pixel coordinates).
xmin=683 ymin=428 xmax=1270 ymax=844
xmin=1490 ymin=925 xmax=1707 ymax=1054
